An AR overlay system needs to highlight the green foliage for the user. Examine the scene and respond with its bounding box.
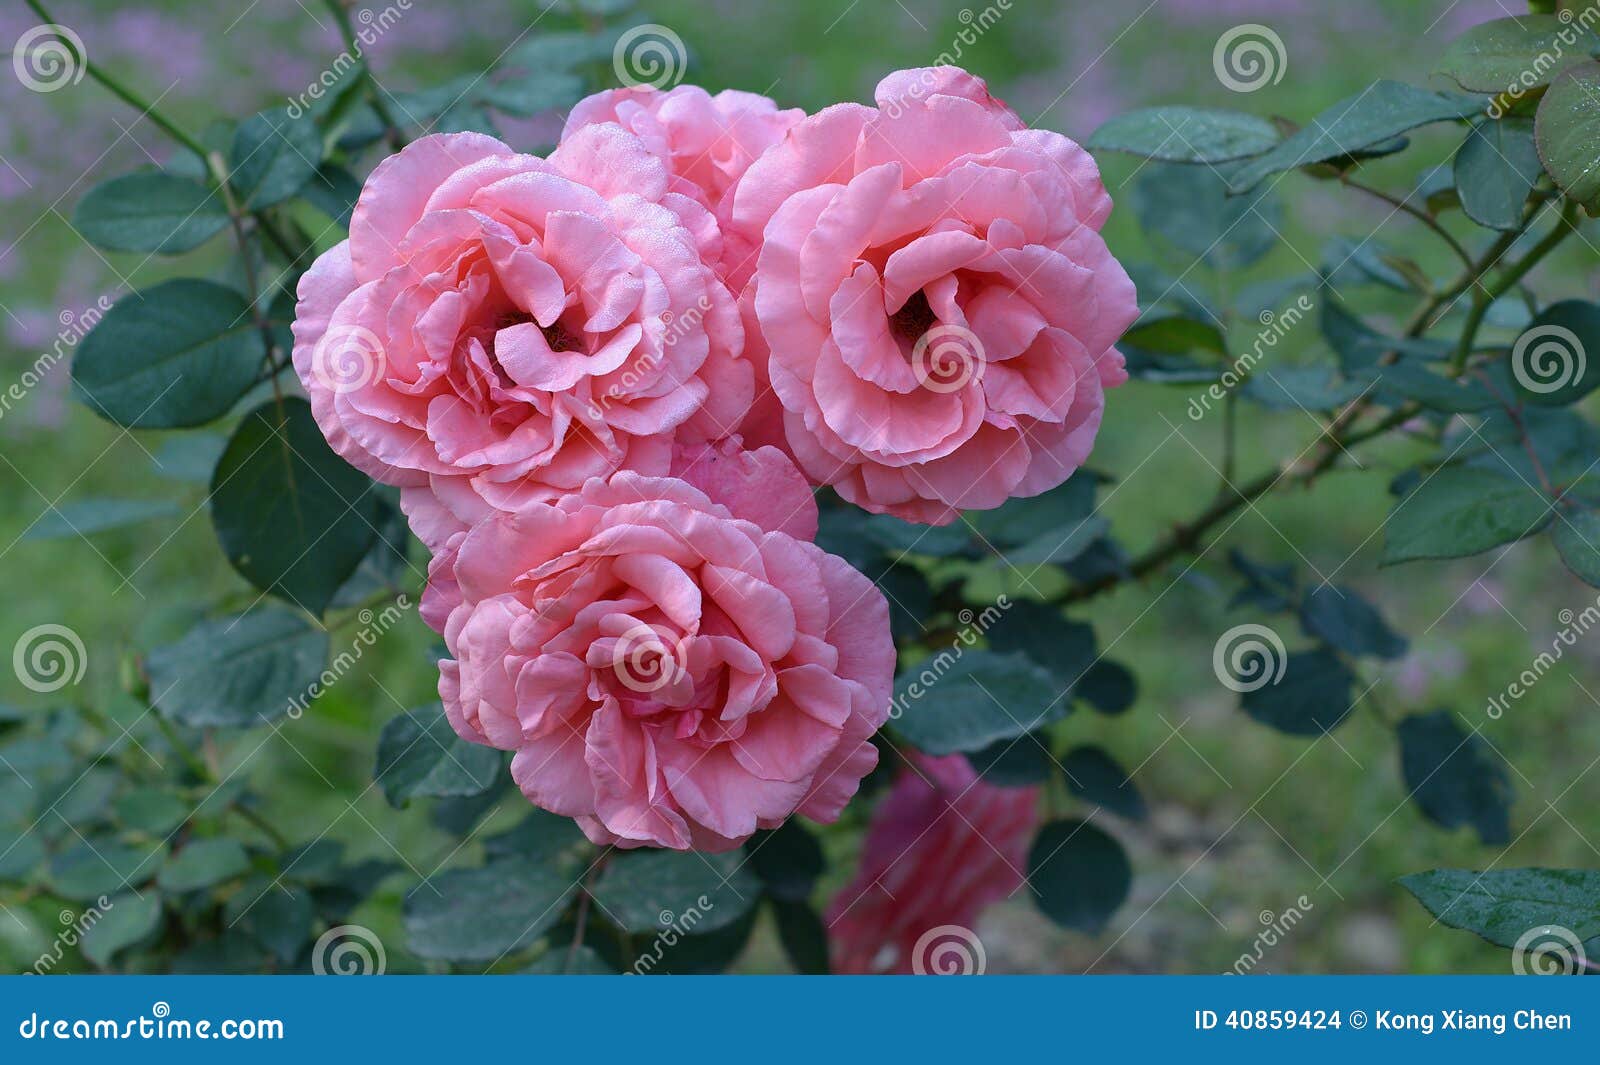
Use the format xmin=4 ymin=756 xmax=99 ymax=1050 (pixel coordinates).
xmin=1027 ymin=820 xmax=1131 ymax=933
xmin=72 ymin=280 xmax=265 ymax=429
xmin=1383 ymin=467 xmax=1552 ymax=564
xmin=1088 ymin=106 xmax=1281 ymax=163
xmin=211 ymin=399 xmax=381 ymax=616
xmin=1397 ymin=710 xmax=1512 ymax=844
xmin=73 ymin=172 xmax=229 ymax=253
xmin=374 ymin=704 xmax=502 ymax=808
xmin=1401 ymin=868 xmax=1600 ymax=947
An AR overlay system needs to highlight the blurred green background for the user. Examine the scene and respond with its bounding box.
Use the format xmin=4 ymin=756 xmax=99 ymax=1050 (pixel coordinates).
xmin=2 ymin=0 xmax=1595 ymax=974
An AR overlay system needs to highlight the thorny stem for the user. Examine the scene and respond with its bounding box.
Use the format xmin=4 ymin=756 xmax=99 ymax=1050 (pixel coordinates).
xmin=1059 ymin=201 xmax=1569 ymax=605
xmin=1339 ymin=173 xmax=1474 ymax=270
xmin=1451 ymin=199 xmax=1581 ymax=374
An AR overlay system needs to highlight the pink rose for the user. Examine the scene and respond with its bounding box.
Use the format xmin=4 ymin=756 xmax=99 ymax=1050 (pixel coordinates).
xmin=826 ymin=752 xmax=1039 ymax=974
xmin=728 ymin=66 xmax=1138 ymax=524
xmin=562 ymin=85 xmax=804 ymax=224
xmin=430 ymin=466 xmax=893 ymax=852
xmin=291 ymin=128 xmax=750 ymax=552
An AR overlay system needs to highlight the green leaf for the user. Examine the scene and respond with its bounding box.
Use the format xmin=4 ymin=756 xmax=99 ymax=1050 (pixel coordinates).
xmin=772 ymin=898 xmax=831 ymax=974
xmin=224 ymin=879 xmax=315 ymax=960
xmin=1242 ymin=366 xmax=1367 ymax=413
xmin=72 ymin=280 xmax=265 ymax=429
xmin=49 ymin=840 xmax=162 ymax=901
xmin=986 ymin=603 xmax=1097 ymax=688
xmin=892 ymin=649 xmax=1067 ymax=755
xmin=300 ymin=165 xmax=362 ymax=227
xmin=1122 ymin=314 xmax=1227 ymax=357
xmin=1400 ymin=867 xmax=1600 ymax=948
xmin=114 ymin=789 xmax=190 ymax=836
xmin=1509 ymin=300 xmax=1600 ymax=407
xmin=1320 ymin=296 xmax=1451 ymax=372
xmin=374 ymin=703 xmax=502 ymax=808
xmin=405 ymin=857 xmax=578 ymax=962
xmin=231 ymin=108 xmax=323 ymax=210
xmin=1240 ymin=648 xmax=1357 ymax=736
xmin=483 ymin=72 xmax=585 ymax=116
xmin=1552 ymin=507 xmax=1600 ymax=586
xmin=146 ymin=608 xmax=329 ymax=728
xmin=1435 ymin=15 xmax=1599 ymax=93
xmin=24 ymin=498 xmax=179 ymax=541
xmin=0 ymin=829 xmax=45 ymax=880
xmin=970 ymin=735 xmax=1053 ymax=786
xmin=1371 ymin=362 xmax=1498 ymax=413
xmin=81 ymin=893 xmax=163 ymax=968
xmin=482 ymin=809 xmax=586 ymax=867
xmin=1454 ymin=118 xmax=1543 ymax=230
xmin=1133 ymin=161 xmax=1279 ymax=269
xmin=1228 ymin=81 xmax=1486 ymax=193
xmin=73 ymin=172 xmax=228 ymax=254
xmin=1088 ymin=106 xmax=1281 ymax=163
xmin=211 ymin=398 xmax=379 ymax=615
xmin=1026 ymin=819 xmax=1131 ymax=933
xmin=1383 ymin=466 xmax=1552 ymax=564
xmin=591 ymin=850 xmax=759 ymax=936
xmin=158 ymin=838 xmax=250 ymax=892
xmin=1398 ymin=709 xmax=1512 ymax=845
xmin=1061 ymin=746 xmax=1146 ymax=821
xmin=1299 ymin=585 xmax=1408 ymax=659
xmin=745 ymin=820 xmax=824 ymax=903
xmin=1536 ymin=64 xmax=1600 ymax=209
xmin=1077 ymin=660 xmax=1137 ymax=715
